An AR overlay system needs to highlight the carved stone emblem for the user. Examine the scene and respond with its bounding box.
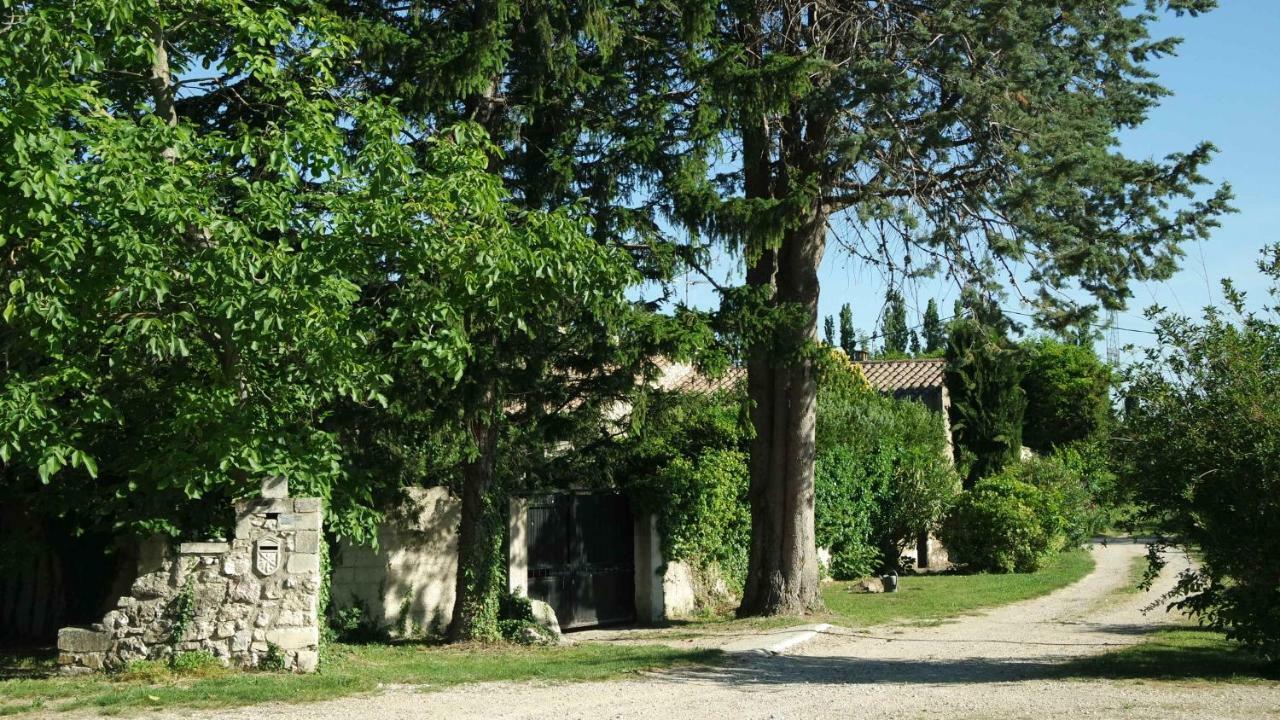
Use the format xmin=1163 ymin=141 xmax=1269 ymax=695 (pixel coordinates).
xmin=255 ymin=537 xmax=281 ymax=576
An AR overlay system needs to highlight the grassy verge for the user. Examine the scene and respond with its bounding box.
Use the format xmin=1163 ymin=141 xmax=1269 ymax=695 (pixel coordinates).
xmin=1055 ymin=627 xmax=1278 ymax=684
xmin=821 ymin=548 xmax=1095 ymax=627
xmin=652 ymin=548 xmax=1097 ymax=637
xmin=0 ymin=642 xmax=720 ymax=717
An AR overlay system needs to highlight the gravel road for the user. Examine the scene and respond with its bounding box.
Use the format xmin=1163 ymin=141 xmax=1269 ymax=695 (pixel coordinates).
xmin=150 ymin=542 xmax=1280 ymax=719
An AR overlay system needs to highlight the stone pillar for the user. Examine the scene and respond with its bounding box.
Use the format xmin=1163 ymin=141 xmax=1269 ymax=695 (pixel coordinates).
xmin=508 ymin=497 xmax=529 ymax=596
xmin=56 ymin=477 xmax=324 ymax=674
xmin=633 ymin=514 xmax=665 ymax=624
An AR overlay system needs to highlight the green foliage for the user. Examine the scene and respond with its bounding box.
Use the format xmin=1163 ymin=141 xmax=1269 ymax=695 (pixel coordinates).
xmin=496 ymin=592 xmax=555 ymax=645
xmin=1117 ymin=246 xmax=1280 ymax=661
xmin=327 ymin=602 xmax=385 ymax=645
xmin=880 ymin=289 xmax=909 ymax=356
xmin=1000 ymin=454 xmax=1098 ymax=549
xmin=619 ymin=390 xmax=751 ymax=596
xmin=838 ymin=304 xmax=857 ymax=357
xmin=816 ymin=356 xmax=959 ymax=576
xmin=941 ymin=477 xmax=1059 ymax=574
xmin=166 ymin=576 xmax=197 ymax=656
xmin=257 ymin=644 xmax=286 ymax=672
xmin=1020 ymin=338 xmax=1114 ymax=453
xmin=946 ymin=312 xmax=1028 ymax=487
xmin=922 ymin=300 xmax=945 ymax=354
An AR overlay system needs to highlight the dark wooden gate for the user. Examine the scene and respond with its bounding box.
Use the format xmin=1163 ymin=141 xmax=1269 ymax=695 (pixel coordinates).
xmin=526 ymin=493 xmax=634 ymax=630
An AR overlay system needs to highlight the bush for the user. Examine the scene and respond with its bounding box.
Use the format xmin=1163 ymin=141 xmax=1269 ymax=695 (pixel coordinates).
xmin=816 ymin=352 xmax=960 ymax=575
xmin=941 ymin=477 xmax=1058 ymax=573
xmin=1118 ymin=253 xmax=1280 ymax=660
xmin=1004 ymin=453 xmax=1097 ymax=548
xmin=496 ymin=592 xmax=555 ymax=645
xmin=616 ymin=390 xmax=752 ymax=602
xmin=1020 ymin=338 xmax=1113 ymax=453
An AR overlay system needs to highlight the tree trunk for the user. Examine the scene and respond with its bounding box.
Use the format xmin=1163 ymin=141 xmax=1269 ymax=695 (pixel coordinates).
xmin=448 ymin=387 xmax=504 ymax=642
xmin=739 ymin=209 xmax=827 ymax=616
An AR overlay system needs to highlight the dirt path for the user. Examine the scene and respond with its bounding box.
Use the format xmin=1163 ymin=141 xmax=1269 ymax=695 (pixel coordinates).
xmin=154 ymin=543 xmax=1280 ymax=719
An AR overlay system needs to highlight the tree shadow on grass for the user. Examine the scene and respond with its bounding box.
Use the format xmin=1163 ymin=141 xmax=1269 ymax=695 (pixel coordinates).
xmin=0 ymin=646 xmax=57 ymax=680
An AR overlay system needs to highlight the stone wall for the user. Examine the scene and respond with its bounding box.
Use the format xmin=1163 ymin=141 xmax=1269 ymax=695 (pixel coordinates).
xmin=56 ymin=479 xmax=323 ymax=673
xmin=331 ymin=486 xmax=458 ymax=637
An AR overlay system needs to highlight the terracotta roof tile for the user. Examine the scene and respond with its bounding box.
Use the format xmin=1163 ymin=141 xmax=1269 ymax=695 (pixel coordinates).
xmin=653 ymin=358 xmax=746 ymax=396
xmin=856 ymin=358 xmax=946 ymax=394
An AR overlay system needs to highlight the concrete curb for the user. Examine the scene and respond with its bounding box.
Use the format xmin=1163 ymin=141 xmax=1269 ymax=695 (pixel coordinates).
xmin=721 ymin=623 xmax=832 ymax=656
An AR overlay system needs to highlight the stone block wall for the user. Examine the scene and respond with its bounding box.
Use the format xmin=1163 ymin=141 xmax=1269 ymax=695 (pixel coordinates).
xmin=330 ymin=486 xmax=458 ymax=637
xmin=56 ymin=479 xmax=323 ymax=673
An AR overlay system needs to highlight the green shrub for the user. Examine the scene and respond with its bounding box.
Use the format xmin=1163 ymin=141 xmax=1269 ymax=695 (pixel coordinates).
xmin=941 ymin=477 xmax=1057 ymax=573
xmin=258 ymin=643 xmax=286 ymax=672
xmin=816 ymin=356 xmax=960 ymax=575
xmin=1004 ymin=453 xmax=1097 ymax=548
xmin=620 ymin=390 xmax=751 ymax=599
xmin=815 ymin=443 xmax=880 ymax=579
xmin=496 ymin=591 xmax=555 ymax=645
xmin=1118 ymin=254 xmax=1280 ymax=661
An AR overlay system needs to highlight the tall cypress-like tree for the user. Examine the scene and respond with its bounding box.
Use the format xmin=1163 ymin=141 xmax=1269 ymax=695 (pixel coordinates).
xmin=881 ymin=289 xmax=909 ymax=355
xmin=923 ymin=299 xmax=945 ymax=354
xmin=945 ymin=304 xmax=1027 ymax=488
xmin=666 ymin=0 xmax=1230 ymax=615
xmin=838 ymin=304 xmax=856 ymax=356
xmin=823 ymin=315 xmax=836 ymax=346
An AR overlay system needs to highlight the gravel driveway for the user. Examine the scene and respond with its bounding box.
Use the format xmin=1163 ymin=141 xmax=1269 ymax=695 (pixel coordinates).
xmin=154 ymin=542 xmax=1280 ymax=719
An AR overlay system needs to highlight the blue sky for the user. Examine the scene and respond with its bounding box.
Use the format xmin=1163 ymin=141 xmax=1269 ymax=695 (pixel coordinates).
xmin=665 ymin=2 xmax=1280 ymax=361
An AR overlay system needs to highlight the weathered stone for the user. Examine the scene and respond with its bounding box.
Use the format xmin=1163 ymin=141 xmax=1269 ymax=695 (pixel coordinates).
xmin=180 ymin=541 xmax=230 ymax=555
xmin=295 ymin=649 xmax=319 ymax=673
xmin=293 ymin=530 xmax=320 ymax=554
xmin=849 ymin=578 xmax=885 ymax=594
xmin=528 ymin=599 xmax=562 ymax=636
xmin=130 ymin=573 xmax=170 ymax=599
xmin=254 ymin=611 xmax=271 ymax=628
xmin=293 ymin=498 xmax=322 ymax=513
xmin=215 ymin=622 xmax=235 ymax=639
xmin=58 ymin=627 xmax=112 ymax=653
xmin=60 ymin=665 xmax=94 ymax=676
xmin=81 ymin=652 xmax=105 ymax=670
xmin=252 ymin=628 xmax=266 ymax=642
xmin=266 ymin=626 xmax=318 ymax=650
xmin=276 ymin=610 xmax=307 ymax=627
xmin=231 ymin=577 xmax=261 ymax=604
xmin=231 ymin=630 xmax=252 ymax=652
xmin=262 ymin=476 xmax=289 ymax=499
xmin=116 ymin=596 xmax=137 ymax=610
xmin=287 ymin=553 xmax=319 ymax=575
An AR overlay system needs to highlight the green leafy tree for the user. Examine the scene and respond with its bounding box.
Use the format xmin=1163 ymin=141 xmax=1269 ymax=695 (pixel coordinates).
xmin=823 ymin=315 xmax=836 ymax=346
xmin=326 ymin=0 xmax=708 ymax=640
xmin=838 ymin=303 xmax=856 ymax=357
xmin=923 ymin=299 xmax=945 ymax=354
xmin=881 ymin=289 xmax=909 ymax=356
xmin=665 ymin=0 xmax=1230 ymax=615
xmin=945 ymin=307 xmax=1027 ymax=489
xmin=1117 ymin=247 xmax=1280 ymax=661
xmin=1020 ymin=338 xmax=1113 ymax=452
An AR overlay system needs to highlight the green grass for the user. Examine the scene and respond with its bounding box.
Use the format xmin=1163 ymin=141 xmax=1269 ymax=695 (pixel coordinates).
xmin=0 ymin=642 xmax=720 ymax=717
xmin=820 ymin=549 xmax=1096 ymax=627
xmin=645 ymin=548 xmax=1097 ymax=639
xmin=1056 ymin=627 xmax=1278 ymax=684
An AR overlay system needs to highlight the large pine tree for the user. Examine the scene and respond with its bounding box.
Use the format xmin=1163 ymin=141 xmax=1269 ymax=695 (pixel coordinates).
xmin=665 ymin=0 xmax=1230 ymax=615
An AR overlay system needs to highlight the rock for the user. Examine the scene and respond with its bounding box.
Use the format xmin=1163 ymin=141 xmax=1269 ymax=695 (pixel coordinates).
xmin=266 ymin=626 xmax=318 ymax=650
xmin=58 ymin=627 xmax=112 ymax=653
xmin=215 ymin=622 xmax=236 ymax=639
xmin=293 ymin=530 xmax=320 ymax=554
xmin=131 ymin=573 xmax=169 ymax=599
xmin=529 ymin=599 xmax=562 ymax=636
xmin=849 ymin=578 xmax=884 ymax=594
xmin=287 ymin=553 xmax=319 ymax=574
xmin=295 ymin=649 xmax=319 ymax=673
xmin=232 ymin=630 xmax=252 ymax=652
xmin=262 ymin=476 xmax=289 ymax=499
xmin=231 ymin=578 xmax=262 ymax=604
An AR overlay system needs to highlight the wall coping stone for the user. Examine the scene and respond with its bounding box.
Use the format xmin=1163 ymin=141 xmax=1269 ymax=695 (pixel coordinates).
xmin=179 ymin=542 xmax=231 ymax=555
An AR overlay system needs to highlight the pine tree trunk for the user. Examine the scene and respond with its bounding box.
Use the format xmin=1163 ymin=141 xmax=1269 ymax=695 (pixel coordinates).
xmin=739 ymin=212 xmax=826 ymax=617
xmin=448 ymin=388 xmax=504 ymax=642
